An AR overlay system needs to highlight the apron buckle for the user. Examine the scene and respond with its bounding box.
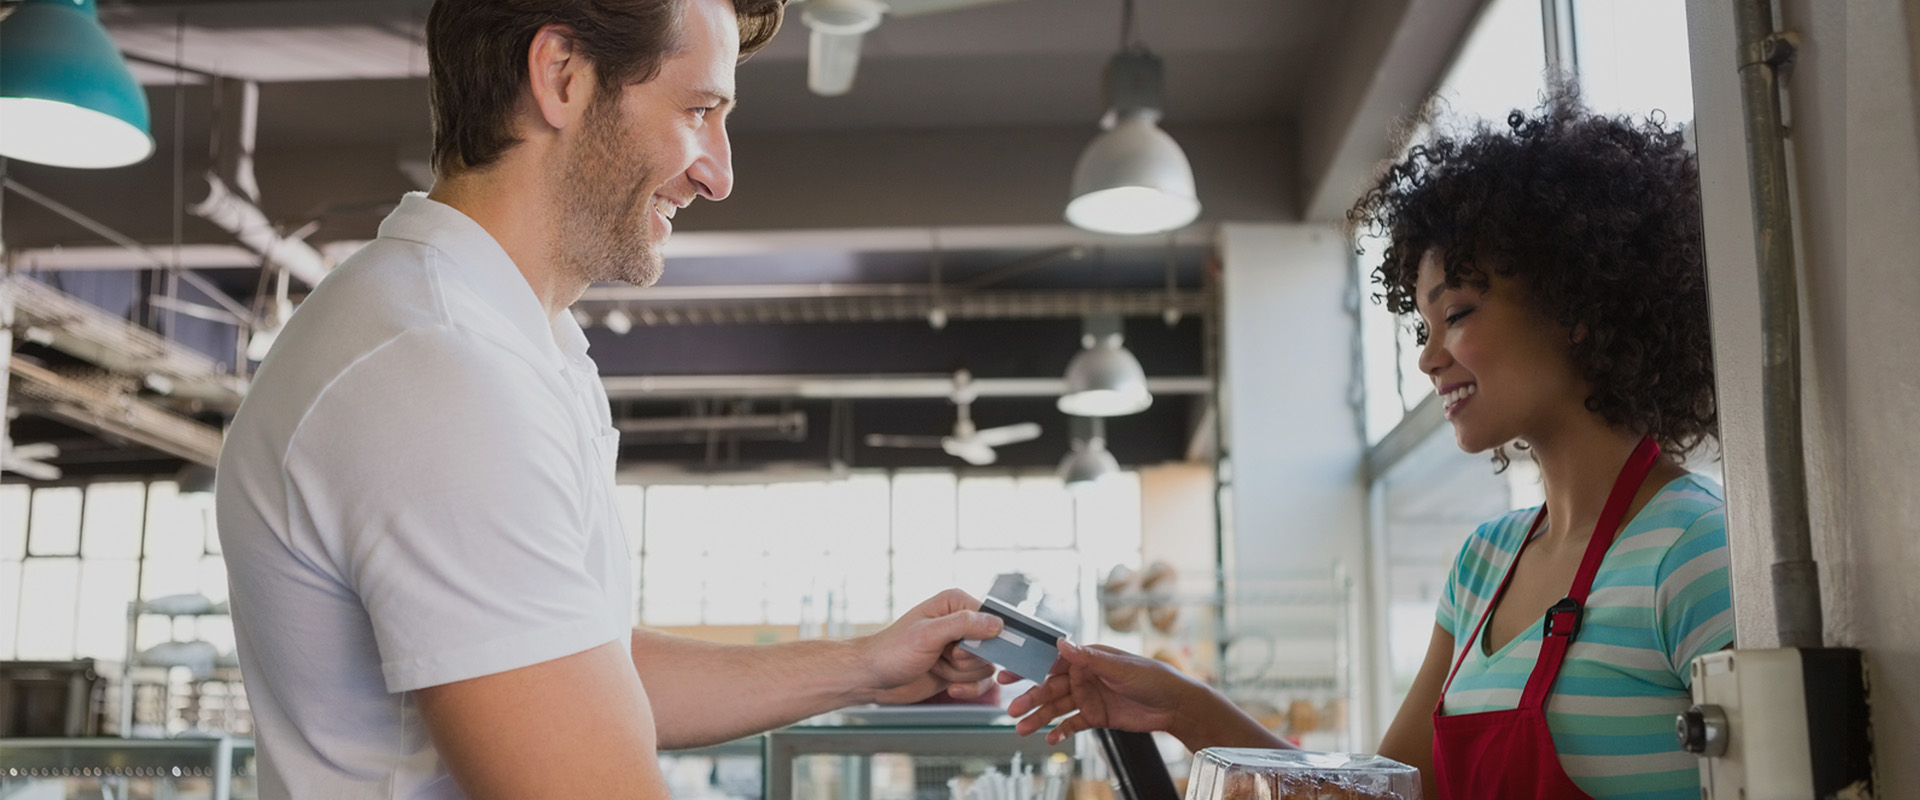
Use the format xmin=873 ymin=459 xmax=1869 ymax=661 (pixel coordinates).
xmin=1543 ymin=596 xmax=1584 ymax=639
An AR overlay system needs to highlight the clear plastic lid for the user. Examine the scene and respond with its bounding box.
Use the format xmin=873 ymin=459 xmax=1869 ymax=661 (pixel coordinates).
xmin=1183 ymin=748 xmax=1421 ymax=800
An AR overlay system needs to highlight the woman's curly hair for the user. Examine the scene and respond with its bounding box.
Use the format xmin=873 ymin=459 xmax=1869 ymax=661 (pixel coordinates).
xmin=1348 ymin=84 xmax=1717 ymax=464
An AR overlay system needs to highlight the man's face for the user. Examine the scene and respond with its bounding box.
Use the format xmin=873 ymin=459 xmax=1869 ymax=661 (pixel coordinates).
xmin=550 ymin=0 xmax=740 ymax=288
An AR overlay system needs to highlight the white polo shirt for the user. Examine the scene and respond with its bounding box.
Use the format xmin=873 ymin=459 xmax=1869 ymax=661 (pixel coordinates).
xmin=216 ymin=193 xmax=633 ymax=799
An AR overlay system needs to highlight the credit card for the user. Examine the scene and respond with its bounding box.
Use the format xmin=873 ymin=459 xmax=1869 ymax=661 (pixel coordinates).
xmin=958 ymin=595 xmax=1066 ymax=683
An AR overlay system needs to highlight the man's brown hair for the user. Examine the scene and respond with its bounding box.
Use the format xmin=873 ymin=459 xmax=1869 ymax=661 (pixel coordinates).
xmin=426 ymin=0 xmax=784 ymax=177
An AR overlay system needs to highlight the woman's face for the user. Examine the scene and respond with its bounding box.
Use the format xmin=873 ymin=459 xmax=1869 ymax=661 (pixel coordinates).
xmin=1413 ymin=250 xmax=1589 ymax=453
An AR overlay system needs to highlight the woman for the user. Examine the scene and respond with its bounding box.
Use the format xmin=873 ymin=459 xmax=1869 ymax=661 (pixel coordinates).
xmin=1005 ymin=90 xmax=1731 ymax=800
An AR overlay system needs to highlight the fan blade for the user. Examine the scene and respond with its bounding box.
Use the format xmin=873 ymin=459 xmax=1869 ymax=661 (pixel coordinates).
xmin=865 ymin=434 xmax=944 ymax=448
xmin=808 ymin=28 xmax=866 ymax=96
xmin=941 ymin=437 xmax=998 ymax=466
xmin=972 ymin=422 xmax=1041 ymax=448
xmin=883 ymin=0 xmax=1023 ymax=18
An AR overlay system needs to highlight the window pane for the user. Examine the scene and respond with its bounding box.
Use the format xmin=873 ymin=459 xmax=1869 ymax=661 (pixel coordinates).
xmin=200 ymin=554 xmax=230 ymax=602
xmin=83 ymin=482 xmax=147 ymax=558
xmin=0 ymin=485 xmax=27 ymax=559
xmin=704 ymin=553 xmax=768 ymax=625
xmin=1574 ymin=0 xmax=1693 ymax=123
xmin=827 ymin=476 xmax=891 ymax=554
xmin=1433 ymin=0 xmax=1548 ymax=122
xmin=140 ymin=559 xmax=204 ymax=601
xmin=76 ymin=559 xmax=139 ymax=660
xmin=17 ymin=558 xmax=80 ymax=659
xmin=1012 ymin=477 xmax=1075 ymax=549
xmin=28 ymin=486 xmax=83 ymax=556
xmin=145 ymin=482 xmax=210 ymax=560
xmin=892 ymin=473 xmax=956 ymax=554
xmin=957 ymin=477 xmax=1020 ymax=549
xmin=0 ymin=560 xmax=19 ymax=660
xmin=641 ymin=553 xmax=705 ymax=626
xmin=644 ymin=485 xmax=710 ymax=558
xmin=615 ymin=485 xmax=647 ymax=557
xmin=1074 ymin=472 xmax=1143 ymax=565
xmin=836 ymin=553 xmax=893 ymax=625
xmin=1356 ymin=232 xmax=1409 ymax=443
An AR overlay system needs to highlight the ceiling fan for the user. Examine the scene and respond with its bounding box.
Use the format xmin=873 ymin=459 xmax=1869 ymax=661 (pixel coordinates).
xmin=796 ymin=0 xmax=1026 ymax=96
xmin=863 ymin=370 xmax=1042 ymax=465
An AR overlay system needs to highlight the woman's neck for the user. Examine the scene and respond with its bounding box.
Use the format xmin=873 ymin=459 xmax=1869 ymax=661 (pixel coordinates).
xmin=1526 ymin=418 xmax=1658 ymax=546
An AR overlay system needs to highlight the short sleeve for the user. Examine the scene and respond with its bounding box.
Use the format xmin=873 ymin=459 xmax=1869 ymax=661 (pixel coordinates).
xmin=286 ymin=328 xmax=623 ymax=693
xmin=1436 ymin=518 xmax=1496 ymax=639
xmin=1654 ymin=507 xmax=1736 ymax=683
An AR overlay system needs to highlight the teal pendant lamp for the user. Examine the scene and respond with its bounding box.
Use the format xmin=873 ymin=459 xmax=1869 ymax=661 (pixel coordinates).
xmin=0 ymin=0 xmax=155 ymax=168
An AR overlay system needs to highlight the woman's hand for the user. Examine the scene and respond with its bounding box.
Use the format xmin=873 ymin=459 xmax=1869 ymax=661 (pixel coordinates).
xmin=1002 ymin=642 xmax=1205 ymax=745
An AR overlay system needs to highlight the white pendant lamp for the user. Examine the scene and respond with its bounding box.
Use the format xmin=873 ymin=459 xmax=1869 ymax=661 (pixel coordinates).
xmin=1058 ymin=315 xmax=1152 ymax=417
xmin=1060 ymin=417 xmax=1121 ymax=490
xmin=1065 ymin=0 xmax=1199 ymax=236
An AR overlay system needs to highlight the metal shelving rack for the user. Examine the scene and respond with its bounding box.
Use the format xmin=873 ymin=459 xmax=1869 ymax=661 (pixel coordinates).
xmin=119 ymin=598 xmax=250 ymax=738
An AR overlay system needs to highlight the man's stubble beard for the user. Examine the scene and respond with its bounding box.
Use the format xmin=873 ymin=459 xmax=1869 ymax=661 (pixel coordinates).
xmin=550 ymin=95 xmax=667 ymax=289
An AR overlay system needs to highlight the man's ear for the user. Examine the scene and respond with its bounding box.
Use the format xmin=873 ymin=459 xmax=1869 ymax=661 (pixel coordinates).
xmin=527 ymin=25 xmax=594 ymax=132
xmin=1571 ymin=321 xmax=1590 ymax=344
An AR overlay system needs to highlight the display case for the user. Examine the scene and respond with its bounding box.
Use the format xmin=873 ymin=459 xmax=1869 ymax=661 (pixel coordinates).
xmin=766 ymin=715 xmax=1077 ymax=800
xmin=0 ymin=737 xmax=256 ymax=800
xmin=121 ymin=596 xmax=250 ymax=738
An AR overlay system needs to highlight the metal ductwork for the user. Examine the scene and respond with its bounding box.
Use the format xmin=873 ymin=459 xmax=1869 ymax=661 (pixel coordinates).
xmin=188 ymin=80 xmax=329 ymax=287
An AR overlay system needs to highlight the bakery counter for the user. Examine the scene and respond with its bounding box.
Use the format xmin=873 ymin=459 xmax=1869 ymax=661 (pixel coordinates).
xmin=0 ymin=736 xmax=256 ymax=800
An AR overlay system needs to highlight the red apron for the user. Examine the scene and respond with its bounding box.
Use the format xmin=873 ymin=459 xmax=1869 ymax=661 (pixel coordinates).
xmin=1430 ymin=435 xmax=1660 ymax=800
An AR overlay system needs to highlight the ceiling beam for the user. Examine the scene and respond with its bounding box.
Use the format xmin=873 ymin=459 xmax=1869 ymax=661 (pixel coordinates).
xmin=1294 ymin=0 xmax=1488 ymax=222
xmin=8 ymin=358 xmax=225 ymax=467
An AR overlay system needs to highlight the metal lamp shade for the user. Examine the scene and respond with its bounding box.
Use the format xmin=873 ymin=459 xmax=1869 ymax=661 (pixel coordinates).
xmin=0 ymin=0 xmax=155 ymax=168
xmin=1065 ymin=110 xmax=1200 ymax=236
xmin=1059 ymin=439 xmax=1121 ymax=488
xmin=1057 ymin=335 xmax=1153 ymax=417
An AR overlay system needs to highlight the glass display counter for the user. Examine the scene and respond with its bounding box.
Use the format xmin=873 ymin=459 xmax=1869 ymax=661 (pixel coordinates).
xmin=0 ymin=737 xmax=255 ymax=800
xmin=667 ymin=709 xmax=1082 ymax=800
xmin=767 ymin=715 xmax=1076 ymax=800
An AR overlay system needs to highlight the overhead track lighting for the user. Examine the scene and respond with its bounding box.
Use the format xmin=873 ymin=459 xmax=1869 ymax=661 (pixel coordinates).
xmin=1065 ymin=0 xmax=1199 ymax=236
xmin=1058 ymin=314 xmax=1152 ymax=417
xmin=0 ymin=0 xmax=156 ymax=168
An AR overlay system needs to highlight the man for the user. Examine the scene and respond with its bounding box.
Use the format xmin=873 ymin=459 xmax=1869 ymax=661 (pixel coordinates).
xmin=214 ymin=0 xmax=1005 ymax=796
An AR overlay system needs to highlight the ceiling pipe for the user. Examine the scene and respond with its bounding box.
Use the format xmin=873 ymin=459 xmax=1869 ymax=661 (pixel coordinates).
xmin=573 ymin=288 xmax=1207 ymax=326
xmin=603 ymin=373 xmax=1210 ymax=401
xmin=1 ymin=178 xmax=252 ymax=323
xmin=188 ymin=79 xmax=329 ymax=286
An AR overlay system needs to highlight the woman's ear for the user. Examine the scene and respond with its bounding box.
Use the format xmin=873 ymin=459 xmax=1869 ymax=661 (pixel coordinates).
xmin=1571 ymin=322 xmax=1590 ymax=344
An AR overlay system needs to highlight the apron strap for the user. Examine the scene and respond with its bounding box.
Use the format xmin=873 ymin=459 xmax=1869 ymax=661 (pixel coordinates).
xmin=1517 ymin=435 xmax=1661 ymax=709
xmin=1436 ymin=508 xmax=1545 ymax=705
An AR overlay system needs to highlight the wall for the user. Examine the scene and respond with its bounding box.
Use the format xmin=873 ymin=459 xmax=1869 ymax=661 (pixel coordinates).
xmin=1686 ymin=0 xmax=1920 ymax=793
xmin=1217 ymin=223 xmax=1370 ymax=744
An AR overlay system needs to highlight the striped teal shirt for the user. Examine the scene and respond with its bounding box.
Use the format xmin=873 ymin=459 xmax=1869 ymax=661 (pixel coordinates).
xmin=1436 ymin=474 xmax=1734 ymax=799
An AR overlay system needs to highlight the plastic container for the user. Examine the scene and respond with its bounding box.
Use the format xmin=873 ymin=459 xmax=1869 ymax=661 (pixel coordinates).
xmin=1183 ymin=748 xmax=1420 ymax=800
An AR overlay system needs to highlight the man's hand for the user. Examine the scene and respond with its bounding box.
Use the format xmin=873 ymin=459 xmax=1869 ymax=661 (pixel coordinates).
xmin=856 ymin=588 xmax=1004 ymax=705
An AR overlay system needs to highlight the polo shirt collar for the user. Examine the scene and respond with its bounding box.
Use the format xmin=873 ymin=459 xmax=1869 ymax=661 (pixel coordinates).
xmin=377 ymin=193 xmax=593 ymax=371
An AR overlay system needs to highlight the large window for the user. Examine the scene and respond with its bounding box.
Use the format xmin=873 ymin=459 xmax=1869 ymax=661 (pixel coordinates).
xmin=0 ymin=481 xmax=227 ymax=664
xmin=626 ymin=472 xmax=1142 ymax=642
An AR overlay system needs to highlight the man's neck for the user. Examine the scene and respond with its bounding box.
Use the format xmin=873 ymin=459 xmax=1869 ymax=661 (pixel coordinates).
xmin=426 ymin=164 xmax=585 ymax=318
